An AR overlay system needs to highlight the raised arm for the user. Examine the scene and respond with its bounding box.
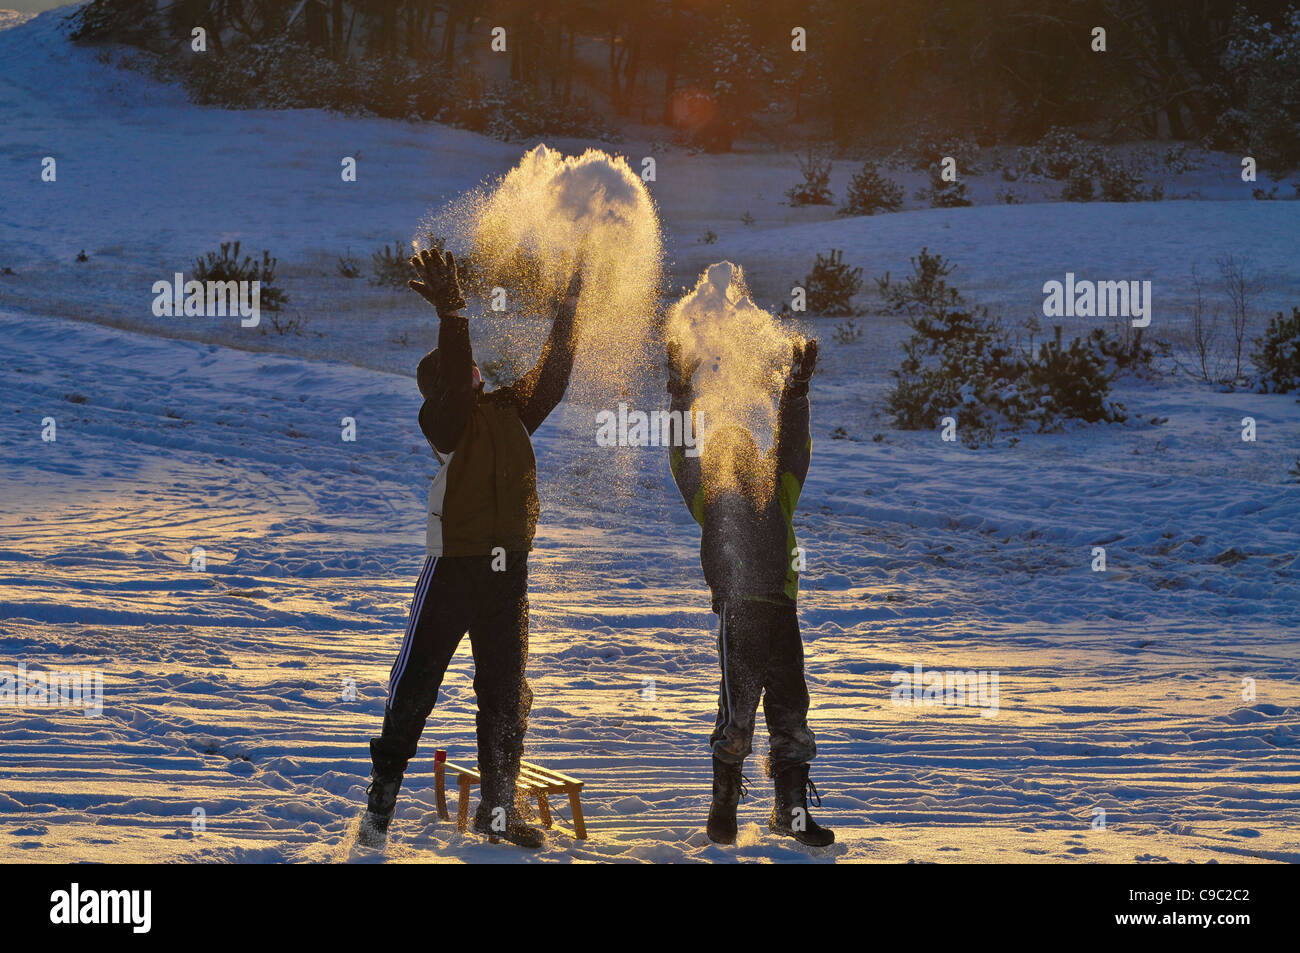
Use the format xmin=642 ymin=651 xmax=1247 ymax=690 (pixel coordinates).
xmin=409 ymin=247 xmax=474 ymax=454
xmin=498 ymin=271 xmax=583 ymax=435
xmin=666 ymin=339 xmax=705 ymax=524
xmin=774 ymin=339 xmax=817 ymax=490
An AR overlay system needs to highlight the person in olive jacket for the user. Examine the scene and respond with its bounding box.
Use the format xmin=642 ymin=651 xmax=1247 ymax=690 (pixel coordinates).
xmin=666 ymin=338 xmax=834 ymax=847
xmin=361 ymin=247 xmax=582 ymax=850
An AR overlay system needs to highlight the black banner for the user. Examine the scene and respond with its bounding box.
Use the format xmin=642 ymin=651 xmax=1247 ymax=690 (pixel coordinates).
xmin=4 ymin=862 xmax=1280 ymax=940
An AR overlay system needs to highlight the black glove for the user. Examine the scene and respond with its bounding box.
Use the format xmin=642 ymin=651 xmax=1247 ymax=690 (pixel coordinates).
xmin=666 ymin=339 xmax=702 ymax=398
xmin=785 ymin=339 xmax=818 ymax=396
xmin=408 ymin=247 xmax=467 ymax=317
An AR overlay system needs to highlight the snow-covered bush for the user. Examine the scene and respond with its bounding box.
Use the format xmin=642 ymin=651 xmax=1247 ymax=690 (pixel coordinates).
xmin=1253 ymin=307 xmax=1300 ymax=393
xmin=1098 ymin=161 xmax=1162 ymax=202
xmin=833 ymin=319 xmax=864 ymax=344
xmin=876 ymin=247 xmax=961 ymax=318
xmin=70 ymin=0 xmax=158 ymax=47
xmin=803 ymin=249 xmax=862 ymax=316
xmin=1061 ymin=156 xmax=1162 ymax=203
xmin=786 ymin=148 xmax=834 ymax=206
xmin=916 ymin=165 xmax=972 ymax=207
xmin=193 ymin=242 xmax=285 ymax=311
xmin=896 ymin=130 xmax=982 ymax=174
xmin=370 ymin=242 xmax=411 ymax=289
xmin=1085 ymin=322 xmax=1157 ymax=377
xmin=264 ymin=310 xmax=310 ymax=337
xmin=353 ymin=55 xmax=429 ymax=119
xmin=1160 ymin=144 xmax=1199 ymax=174
xmin=837 ymin=162 xmax=904 ymax=216
xmin=1018 ymin=127 xmax=1103 ymax=180
xmin=1023 ymin=330 xmax=1121 ymax=428
xmin=1061 ymin=167 xmax=1095 ymax=202
xmin=183 ymin=38 xmax=358 ymax=112
xmin=1212 ymin=9 xmax=1300 ymax=172
xmin=888 ymin=304 xmax=1021 ymax=436
xmin=485 ymin=86 xmax=615 ymax=142
xmin=884 ymin=250 xmax=1126 ymax=440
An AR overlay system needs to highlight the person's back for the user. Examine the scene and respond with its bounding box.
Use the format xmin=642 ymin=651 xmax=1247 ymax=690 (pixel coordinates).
xmin=689 ymin=424 xmax=805 ymax=614
xmin=666 ymin=339 xmax=835 ymax=848
xmin=418 ymin=363 xmax=541 ymax=559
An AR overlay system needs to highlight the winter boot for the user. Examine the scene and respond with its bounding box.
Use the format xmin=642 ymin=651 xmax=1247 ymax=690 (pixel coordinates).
xmin=706 ymin=757 xmax=748 ymax=845
xmin=769 ymin=763 xmax=834 ymax=847
xmin=358 ymin=772 xmax=402 ymax=847
xmin=357 ymin=741 xmax=405 ymax=848
xmin=472 ymin=801 xmax=546 ymax=849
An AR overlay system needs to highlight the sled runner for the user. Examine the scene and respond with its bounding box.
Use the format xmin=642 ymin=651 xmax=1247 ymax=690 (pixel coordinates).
xmin=434 ymin=748 xmax=588 ymax=840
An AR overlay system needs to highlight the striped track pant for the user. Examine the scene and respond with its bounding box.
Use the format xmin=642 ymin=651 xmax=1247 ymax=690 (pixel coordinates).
xmin=710 ymin=599 xmax=817 ymax=770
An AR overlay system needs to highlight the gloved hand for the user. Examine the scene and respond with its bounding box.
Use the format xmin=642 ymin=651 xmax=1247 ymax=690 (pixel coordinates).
xmin=666 ymin=339 xmax=702 ymax=398
xmin=408 ymin=247 xmax=467 ymax=317
xmin=784 ymin=338 xmax=818 ymax=396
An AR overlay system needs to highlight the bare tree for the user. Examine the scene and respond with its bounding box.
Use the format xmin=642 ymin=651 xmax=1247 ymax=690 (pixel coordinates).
xmin=1173 ymin=267 xmax=1225 ymax=382
xmin=1216 ymin=253 xmax=1265 ymax=382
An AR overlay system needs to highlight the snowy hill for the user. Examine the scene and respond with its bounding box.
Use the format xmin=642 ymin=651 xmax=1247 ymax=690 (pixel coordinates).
xmin=0 ymin=9 xmax=36 ymax=30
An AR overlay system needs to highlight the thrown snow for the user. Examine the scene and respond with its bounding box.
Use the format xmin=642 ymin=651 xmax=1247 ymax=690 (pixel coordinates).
xmin=416 ymin=144 xmax=664 ymax=501
xmin=667 ymin=261 xmax=800 ymax=462
xmin=425 ymin=145 xmax=663 ymax=409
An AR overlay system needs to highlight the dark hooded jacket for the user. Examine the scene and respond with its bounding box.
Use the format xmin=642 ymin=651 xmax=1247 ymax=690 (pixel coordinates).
xmin=418 ymin=301 xmax=578 ymax=556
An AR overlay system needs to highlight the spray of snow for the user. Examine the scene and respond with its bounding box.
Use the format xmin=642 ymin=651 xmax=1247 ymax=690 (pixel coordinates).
xmin=666 ymin=262 xmax=803 ymax=499
xmin=417 ymin=146 xmax=665 ymax=511
xmin=421 ymin=145 xmax=662 ymax=411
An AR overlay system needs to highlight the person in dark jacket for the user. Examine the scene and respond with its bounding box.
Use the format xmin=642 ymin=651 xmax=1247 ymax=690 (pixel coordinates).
xmin=360 ymin=247 xmax=582 ymax=850
xmin=666 ymin=338 xmax=834 ymax=847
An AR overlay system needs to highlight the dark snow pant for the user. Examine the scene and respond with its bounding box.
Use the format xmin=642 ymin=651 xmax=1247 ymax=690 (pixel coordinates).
xmin=370 ymin=552 xmax=532 ymax=817
xmin=710 ymin=599 xmax=817 ymax=771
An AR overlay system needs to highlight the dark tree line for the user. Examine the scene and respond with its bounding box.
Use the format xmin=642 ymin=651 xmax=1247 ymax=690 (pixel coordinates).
xmin=70 ymin=0 xmax=1300 ymax=149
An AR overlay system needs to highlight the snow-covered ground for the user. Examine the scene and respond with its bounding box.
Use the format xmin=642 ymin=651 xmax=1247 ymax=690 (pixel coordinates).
xmin=2 ymin=7 xmax=1299 ymax=863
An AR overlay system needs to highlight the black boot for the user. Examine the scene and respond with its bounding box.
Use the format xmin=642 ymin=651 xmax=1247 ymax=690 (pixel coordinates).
xmin=473 ymin=760 xmax=544 ymax=849
xmin=472 ymin=801 xmax=546 ymax=849
xmin=707 ymin=757 xmax=748 ymax=845
xmin=769 ymin=763 xmax=834 ymax=847
xmin=357 ymin=741 xmax=405 ymax=848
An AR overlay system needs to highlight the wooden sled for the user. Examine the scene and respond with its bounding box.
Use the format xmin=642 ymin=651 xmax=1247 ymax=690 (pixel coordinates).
xmin=434 ymin=748 xmax=587 ymax=840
